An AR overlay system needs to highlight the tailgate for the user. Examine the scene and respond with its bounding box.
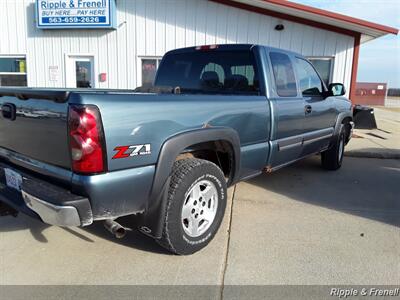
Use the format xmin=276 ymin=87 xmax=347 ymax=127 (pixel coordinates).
xmin=0 ymin=88 xmax=71 ymax=169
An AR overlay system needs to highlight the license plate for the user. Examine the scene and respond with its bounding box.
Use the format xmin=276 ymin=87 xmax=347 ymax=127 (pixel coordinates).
xmin=4 ymin=168 xmax=23 ymax=192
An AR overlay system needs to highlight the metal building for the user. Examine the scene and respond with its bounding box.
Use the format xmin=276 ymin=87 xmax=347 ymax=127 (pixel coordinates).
xmin=0 ymin=0 xmax=397 ymax=100
xmin=354 ymin=82 xmax=388 ymax=106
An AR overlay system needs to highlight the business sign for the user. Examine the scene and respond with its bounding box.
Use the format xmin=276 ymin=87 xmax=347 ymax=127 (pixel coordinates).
xmin=36 ymin=0 xmax=116 ymax=29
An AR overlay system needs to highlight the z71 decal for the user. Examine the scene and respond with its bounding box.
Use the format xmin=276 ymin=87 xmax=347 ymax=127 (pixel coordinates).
xmin=113 ymin=144 xmax=151 ymax=159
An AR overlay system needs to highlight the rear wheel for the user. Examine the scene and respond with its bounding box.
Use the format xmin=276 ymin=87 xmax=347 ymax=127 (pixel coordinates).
xmin=156 ymin=158 xmax=227 ymax=255
xmin=321 ymin=125 xmax=346 ymax=170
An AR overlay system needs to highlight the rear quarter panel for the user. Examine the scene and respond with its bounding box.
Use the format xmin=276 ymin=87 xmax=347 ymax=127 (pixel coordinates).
xmin=69 ymin=92 xmax=271 ymax=178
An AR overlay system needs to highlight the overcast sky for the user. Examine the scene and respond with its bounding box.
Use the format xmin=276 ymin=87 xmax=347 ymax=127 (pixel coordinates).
xmin=292 ymin=0 xmax=400 ymax=88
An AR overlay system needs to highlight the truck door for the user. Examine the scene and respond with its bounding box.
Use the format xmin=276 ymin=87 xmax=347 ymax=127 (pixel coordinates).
xmin=294 ymin=57 xmax=336 ymax=155
xmin=267 ymin=51 xmax=305 ymax=168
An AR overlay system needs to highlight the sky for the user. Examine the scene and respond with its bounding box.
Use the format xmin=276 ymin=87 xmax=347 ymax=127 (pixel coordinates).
xmin=291 ymin=0 xmax=400 ymax=88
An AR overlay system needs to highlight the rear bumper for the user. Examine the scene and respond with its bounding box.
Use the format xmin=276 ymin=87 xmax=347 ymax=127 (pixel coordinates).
xmin=0 ymin=163 xmax=93 ymax=227
xmin=0 ymin=147 xmax=156 ymax=224
xmin=21 ymin=190 xmax=83 ymax=227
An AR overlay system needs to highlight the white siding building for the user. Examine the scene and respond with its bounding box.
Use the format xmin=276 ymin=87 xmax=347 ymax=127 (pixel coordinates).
xmin=0 ymin=0 xmax=397 ymax=100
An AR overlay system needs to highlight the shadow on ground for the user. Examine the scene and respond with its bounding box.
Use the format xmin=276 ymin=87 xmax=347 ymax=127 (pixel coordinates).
xmin=1 ymin=156 xmax=398 ymax=252
xmin=0 ymin=215 xmax=50 ymax=243
xmin=247 ymin=156 xmax=400 ymax=227
xmin=0 ymin=213 xmax=169 ymax=254
xmin=83 ymin=219 xmax=170 ymax=254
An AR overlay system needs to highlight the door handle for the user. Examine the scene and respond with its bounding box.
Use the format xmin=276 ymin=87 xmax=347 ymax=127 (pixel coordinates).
xmin=305 ymin=105 xmax=312 ymax=114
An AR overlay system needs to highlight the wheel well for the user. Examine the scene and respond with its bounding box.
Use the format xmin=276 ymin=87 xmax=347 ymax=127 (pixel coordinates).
xmin=342 ymin=117 xmax=353 ymax=143
xmin=176 ymin=141 xmax=235 ymax=183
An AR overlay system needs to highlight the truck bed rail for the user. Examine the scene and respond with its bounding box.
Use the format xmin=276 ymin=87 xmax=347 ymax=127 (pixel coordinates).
xmin=0 ymin=88 xmax=70 ymax=103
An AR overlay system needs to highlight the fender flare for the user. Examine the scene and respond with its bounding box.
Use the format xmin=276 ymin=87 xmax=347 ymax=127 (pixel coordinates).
xmin=139 ymin=127 xmax=241 ymax=238
xmin=334 ymin=111 xmax=353 ymax=136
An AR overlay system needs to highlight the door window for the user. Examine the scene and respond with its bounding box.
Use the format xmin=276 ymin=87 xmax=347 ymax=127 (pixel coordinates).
xmin=66 ymin=56 xmax=94 ymax=88
xmin=75 ymin=61 xmax=92 ymax=88
xmin=0 ymin=56 xmax=27 ymax=87
xmin=295 ymin=58 xmax=323 ymax=96
xmin=269 ymin=52 xmax=297 ymax=97
xmin=308 ymin=58 xmax=333 ymax=87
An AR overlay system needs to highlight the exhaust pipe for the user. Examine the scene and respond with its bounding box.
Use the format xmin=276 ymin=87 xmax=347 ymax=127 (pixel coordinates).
xmin=103 ymin=219 xmax=130 ymax=239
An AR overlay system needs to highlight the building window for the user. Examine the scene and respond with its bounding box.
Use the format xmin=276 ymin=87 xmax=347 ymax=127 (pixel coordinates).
xmin=0 ymin=56 xmax=27 ymax=87
xmin=141 ymin=58 xmax=162 ymax=86
xmin=308 ymin=57 xmax=334 ymax=87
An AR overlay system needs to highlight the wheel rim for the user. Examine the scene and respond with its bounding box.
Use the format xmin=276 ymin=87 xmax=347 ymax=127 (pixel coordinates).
xmin=338 ymin=136 xmax=344 ymax=163
xmin=181 ymin=180 xmax=218 ymax=238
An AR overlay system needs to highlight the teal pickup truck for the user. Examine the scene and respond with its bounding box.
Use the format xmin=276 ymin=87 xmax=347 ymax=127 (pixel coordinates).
xmin=0 ymin=44 xmax=353 ymax=254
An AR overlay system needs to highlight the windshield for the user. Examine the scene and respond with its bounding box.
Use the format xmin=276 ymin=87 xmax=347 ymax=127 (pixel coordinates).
xmin=155 ymin=50 xmax=260 ymax=95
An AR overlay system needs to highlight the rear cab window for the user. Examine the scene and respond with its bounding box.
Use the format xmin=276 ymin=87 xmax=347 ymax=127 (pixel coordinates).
xmin=155 ymin=49 xmax=260 ymax=95
xmin=269 ymin=52 xmax=298 ymax=97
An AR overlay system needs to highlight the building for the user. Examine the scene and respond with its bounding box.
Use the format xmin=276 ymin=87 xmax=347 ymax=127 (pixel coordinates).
xmin=0 ymin=0 xmax=397 ymax=101
xmin=354 ymin=82 xmax=387 ymax=106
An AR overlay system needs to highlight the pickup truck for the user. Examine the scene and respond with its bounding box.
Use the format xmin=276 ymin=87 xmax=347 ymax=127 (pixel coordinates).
xmin=0 ymin=44 xmax=353 ymax=255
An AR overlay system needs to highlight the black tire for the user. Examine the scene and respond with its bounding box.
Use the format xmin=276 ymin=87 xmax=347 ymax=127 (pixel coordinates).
xmin=321 ymin=125 xmax=346 ymax=170
xmin=156 ymin=158 xmax=227 ymax=255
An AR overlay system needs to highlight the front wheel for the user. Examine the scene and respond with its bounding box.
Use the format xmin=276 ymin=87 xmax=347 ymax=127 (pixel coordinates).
xmin=321 ymin=125 xmax=346 ymax=170
xmin=156 ymin=158 xmax=227 ymax=255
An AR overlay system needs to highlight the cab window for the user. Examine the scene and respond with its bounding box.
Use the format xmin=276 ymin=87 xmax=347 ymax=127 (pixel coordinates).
xmin=155 ymin=50 xmax=260 ymax=95
xmin=200 ymin=63 xmax=225 ymax=86
xmin=269 ymin=52 xmax=297 ymax=97
xmin=295 ymin=58 xmax=323 ymax=96
xmin=231 ymin=65 xmax=255 ymax=85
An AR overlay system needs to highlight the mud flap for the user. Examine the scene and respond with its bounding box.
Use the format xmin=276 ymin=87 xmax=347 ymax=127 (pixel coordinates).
xmin=353 ymin=105 xmax=377 ymax=129
xmin=137 ymin=177 xmax=171 ymax=239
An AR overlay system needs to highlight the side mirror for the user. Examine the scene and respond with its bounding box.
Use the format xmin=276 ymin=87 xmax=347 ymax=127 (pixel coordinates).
xmin=328 ymin=83 xmax=346 ymax=96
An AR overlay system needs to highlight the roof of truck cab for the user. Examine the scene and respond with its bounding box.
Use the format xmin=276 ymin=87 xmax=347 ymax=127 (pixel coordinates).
xmin=166 ymin=44 xmax=255 ymax=54
xmin=165 ymin=44 xmax=304 ymax=58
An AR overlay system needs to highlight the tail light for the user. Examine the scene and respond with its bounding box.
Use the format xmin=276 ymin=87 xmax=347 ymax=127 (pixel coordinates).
xmin=68 ymin=105 xmax=106 ymax=174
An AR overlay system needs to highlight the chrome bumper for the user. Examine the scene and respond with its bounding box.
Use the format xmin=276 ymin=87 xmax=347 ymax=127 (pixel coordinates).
xmin=0 ymin=162 xmax=93 ymax=227
xmin=22 ymin=190 xmax=82 ymax=227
